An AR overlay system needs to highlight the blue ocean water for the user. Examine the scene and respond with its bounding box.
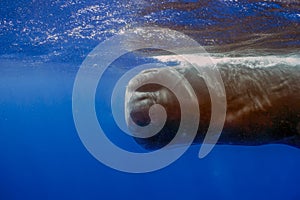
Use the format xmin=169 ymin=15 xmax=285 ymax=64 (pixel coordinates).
xmin=1 ymin=0 xmax=300 ymax=199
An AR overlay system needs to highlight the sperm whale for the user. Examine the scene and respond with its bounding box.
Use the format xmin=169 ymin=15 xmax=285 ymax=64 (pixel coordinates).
xmin=125 ymin=60 xmax=300 ymax=150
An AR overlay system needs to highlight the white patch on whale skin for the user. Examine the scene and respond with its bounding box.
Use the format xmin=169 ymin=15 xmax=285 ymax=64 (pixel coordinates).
xmin=153 ymin=54 xmax=300 ymax=69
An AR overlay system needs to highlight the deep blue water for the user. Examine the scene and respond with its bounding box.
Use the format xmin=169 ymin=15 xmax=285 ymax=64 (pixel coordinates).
xmin=1 ymin=0 xmax=300 ymax=199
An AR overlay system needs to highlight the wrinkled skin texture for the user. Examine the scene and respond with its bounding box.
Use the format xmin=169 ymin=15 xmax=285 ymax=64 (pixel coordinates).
xmin=126 ymin=64 xmax=300 ymax=150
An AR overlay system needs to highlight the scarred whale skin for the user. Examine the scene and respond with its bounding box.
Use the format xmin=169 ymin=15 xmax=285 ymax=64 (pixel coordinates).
xmin=126 ymin=63 xmax=300 ymax=150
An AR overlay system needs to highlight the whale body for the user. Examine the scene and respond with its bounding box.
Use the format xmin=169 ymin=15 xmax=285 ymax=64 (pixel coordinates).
xmin=125 ymin=60 xmax=300 ymax=150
